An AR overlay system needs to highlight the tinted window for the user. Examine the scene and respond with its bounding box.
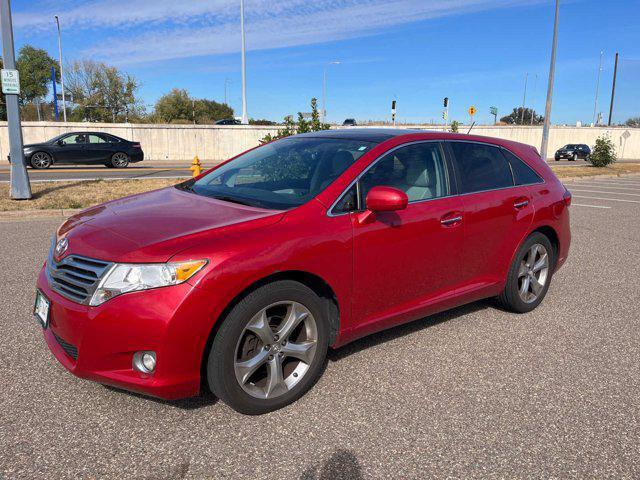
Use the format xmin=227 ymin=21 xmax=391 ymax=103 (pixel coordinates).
xmin=449 ymin=142 xmax=513 ymax=194
xmin=105 ymin=135 xmax=121 ymax=143
xmin=186 ymin=137 xmax=375 ymax=210
xmin=501 ymin=150 xmax=543 ymax=185
xmin=360 ymin=142 xmax=449 ymax=202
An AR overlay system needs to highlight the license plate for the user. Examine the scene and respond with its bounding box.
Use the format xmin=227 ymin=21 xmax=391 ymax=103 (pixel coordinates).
xmin=34 ymin=290 xmax=50 ymax=328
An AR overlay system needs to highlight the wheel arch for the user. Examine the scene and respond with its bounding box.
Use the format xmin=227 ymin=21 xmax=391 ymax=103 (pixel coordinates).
xmin=531 ymin=225 xmax=559 ymax=268
xmin=199 ymin=270 xmax=340 ymax=392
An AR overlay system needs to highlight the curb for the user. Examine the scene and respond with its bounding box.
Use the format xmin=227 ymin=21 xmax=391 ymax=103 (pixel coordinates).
xmin=559 ymin=172 xmax=640 ymax=182
xmin=0 ymin=208 xmax=81 ymax=221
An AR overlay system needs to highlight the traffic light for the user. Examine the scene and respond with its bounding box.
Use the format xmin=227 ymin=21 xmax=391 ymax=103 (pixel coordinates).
xmin=443 ymin=97 xmax=449 ymax=108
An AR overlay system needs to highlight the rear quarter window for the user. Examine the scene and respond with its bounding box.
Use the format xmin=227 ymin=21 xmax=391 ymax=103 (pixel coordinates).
xmin=501 ymin=149 xmax=543 ymax=185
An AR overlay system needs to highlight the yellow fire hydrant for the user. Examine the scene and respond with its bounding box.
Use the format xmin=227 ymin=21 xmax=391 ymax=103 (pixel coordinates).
xmin=190 ymin=156 xmax=203 ymax=177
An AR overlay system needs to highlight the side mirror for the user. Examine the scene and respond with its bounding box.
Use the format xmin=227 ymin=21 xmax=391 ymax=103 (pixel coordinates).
xmin=56 ymin=140 xmax=64 ymax=146
xmin=366 ymin=186 xmax=408 ymax=212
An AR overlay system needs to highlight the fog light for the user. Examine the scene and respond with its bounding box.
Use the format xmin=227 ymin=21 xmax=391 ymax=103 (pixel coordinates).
xmin=133 ymin=351 xmax=156 ymax=373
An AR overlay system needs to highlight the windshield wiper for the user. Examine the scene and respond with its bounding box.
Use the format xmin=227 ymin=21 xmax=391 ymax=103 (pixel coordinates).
xmin=210 ymin=195 xmax=262 ymax=208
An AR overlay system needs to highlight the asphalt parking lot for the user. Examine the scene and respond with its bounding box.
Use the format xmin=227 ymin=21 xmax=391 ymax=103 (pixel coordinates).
xmin=1 ymin=175 xmax=639 ymax=479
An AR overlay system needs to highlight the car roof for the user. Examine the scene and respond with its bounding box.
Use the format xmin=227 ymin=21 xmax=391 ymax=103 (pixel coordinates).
xmin=57 ymin=132 xmax=126 ymax=140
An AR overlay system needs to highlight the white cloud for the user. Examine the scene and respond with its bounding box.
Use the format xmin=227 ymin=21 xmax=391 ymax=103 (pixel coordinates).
xmin=16 ymin=0 xmax=544 ymax=64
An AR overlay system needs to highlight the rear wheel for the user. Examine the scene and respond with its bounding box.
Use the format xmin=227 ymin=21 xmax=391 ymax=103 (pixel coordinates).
xmin=30 ymin=152 xmax=52 ymax=169
xmin=110 ymin=152 xmax=129 ymax=168
xmin=207 ymin=280 xmax=329 ymax=415
xmin=497 ymin=232 xmax=554 ymax=313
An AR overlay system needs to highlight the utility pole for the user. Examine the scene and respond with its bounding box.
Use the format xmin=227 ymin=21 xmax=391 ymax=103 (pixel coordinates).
xmin=520 ymin=72 xmax=528 ymax=124
xmin=592 ymin=50 xmax=603 ymax=126
xmin=530 ymin=73 xmax=538 ymax=125
xmin=540 ymin=0 xmax=560 ymax=162
xmin=240 ymin=0 xmax=248 ymax=124
xmin=607 ymin=52 xmax=618 ymax=127
xmin=322 ymin=61 xmax=340 ymax=123
xmin=54 ymin=15 xmax=66 ymax=122
xmin=224 ymin=77 xmax=230 ymax=105
xmin=1 ymin=0 xmax=31 ymax=199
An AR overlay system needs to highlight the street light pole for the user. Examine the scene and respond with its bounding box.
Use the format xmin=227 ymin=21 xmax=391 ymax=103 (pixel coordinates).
xmin=607 ymin=52 xmax=618 ymax=127
xmin=240 ymin=0 xmax=248 ymax=124
xmin=322 ymin=61 xmax=340 ymax=124
xmin=540 ymin=0 xmax=559 ymax=161
xmin=54 ymin=15 xmax=66 ymax=122
xmin=1 ymin=0 xmax=31 ymax=199
xmin=530 ymin=73 xmax=538 ymax=126
xmin=520 ymin=72 xmax=529 ymax=124
xmin=592 ymin=50 xmax=603 ymax=126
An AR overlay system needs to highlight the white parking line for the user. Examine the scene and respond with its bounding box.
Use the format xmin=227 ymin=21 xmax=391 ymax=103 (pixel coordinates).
xmin=572 ymin=203 xmax=611 ymax=209
xmin=569 ymin=184 xmax=640 ymax=191
xmin=573 ymin=195 xmax=640 ymax=204
xmin=570 ymin=189 xmax=640 ymax=196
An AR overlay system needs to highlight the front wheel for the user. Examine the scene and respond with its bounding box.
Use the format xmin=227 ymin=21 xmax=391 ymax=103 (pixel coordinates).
xmin=497 ymin=232 xmax=554 ymax=313
xmin=207 ymin=281 xmax=329 ymax=415
xmin=30 ymin=152 xmax=52 ymax=169
xmin=110 ymin=152 xmax=129 ymax=168
xmin=572 ymin=153 xmax=578 ymax=161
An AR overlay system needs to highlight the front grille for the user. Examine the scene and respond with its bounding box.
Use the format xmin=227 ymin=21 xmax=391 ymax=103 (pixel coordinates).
xmin=46 ymin=241 xmax=112 ymax=304
xmin=53 ymin=331 xmax=78 ymax=360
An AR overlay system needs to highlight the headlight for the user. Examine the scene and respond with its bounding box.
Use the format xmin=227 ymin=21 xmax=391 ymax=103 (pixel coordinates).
xmin=89 ymin=260 xmax=207 ymax=306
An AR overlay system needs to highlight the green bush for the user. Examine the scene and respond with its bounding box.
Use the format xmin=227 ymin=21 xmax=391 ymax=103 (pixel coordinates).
xmin=589 ymin=134 xmax=616 ymax=167
xmin=260 ymin=98 xmax=329 ymax=144
xmin=450 ymin=121 xmax=459 ymax=133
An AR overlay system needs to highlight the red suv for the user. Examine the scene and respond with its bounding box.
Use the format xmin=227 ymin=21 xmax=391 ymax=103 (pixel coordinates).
xmin=35 ymin=129 xmax=571 ymax=414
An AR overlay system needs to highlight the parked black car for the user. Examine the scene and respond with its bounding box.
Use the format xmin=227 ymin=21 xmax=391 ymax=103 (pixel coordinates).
xmin=554 ymin=144 xmax=591 ymax=161
xmin=214 ymin=118 xmax=242 ymax=125
xmin=342 ymin=118 xmax=357 ymax=126
xmin=20 ymin=132 xmax=144 ymax=169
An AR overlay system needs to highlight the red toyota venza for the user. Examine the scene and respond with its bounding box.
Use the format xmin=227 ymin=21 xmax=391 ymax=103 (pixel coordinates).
xmin=35 ymin=129 xmax=571 ymax=414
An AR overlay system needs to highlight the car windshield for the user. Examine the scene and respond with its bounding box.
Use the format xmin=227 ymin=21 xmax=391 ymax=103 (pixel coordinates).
xmin=563 ymin=145 xmax=576 ymax=149
xmin=178 ymin=136 xmax=376 ymax=210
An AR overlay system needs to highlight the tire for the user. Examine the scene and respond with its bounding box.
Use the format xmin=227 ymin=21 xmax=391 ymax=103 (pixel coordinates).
xmin=110 ymin=152 xmax=129 ymax=168
xmin=104 ymin=163 xmax=115 ymax=168
xmin=572 ymin=153 xmax=578 ymax=161
xmin=207 ymin=280 xmax=330 ymax=415
xmin=554 ymin=157 xmax=560 ymax=162
xmin=30 ymin=152 xmax=52 ymax=169
xmin=497 ymin=232 xmax=554 ymax=313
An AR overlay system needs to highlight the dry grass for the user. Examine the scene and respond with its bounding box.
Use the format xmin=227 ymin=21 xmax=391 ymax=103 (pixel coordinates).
xmin=551 ymin=162 xmax=640 ymax=179
xmin=0 ymin=178 xmax=179 ymax=212
xmin=2 ymin=163 xmax=639 ymax=212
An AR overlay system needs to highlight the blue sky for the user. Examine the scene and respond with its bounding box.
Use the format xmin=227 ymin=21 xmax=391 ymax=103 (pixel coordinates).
xmin=11 ymin=0 xmax=640 ymax=124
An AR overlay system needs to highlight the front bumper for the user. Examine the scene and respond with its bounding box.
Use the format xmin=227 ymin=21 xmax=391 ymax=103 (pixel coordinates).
xmin=36 ymin=265 xmax=214 ymax=400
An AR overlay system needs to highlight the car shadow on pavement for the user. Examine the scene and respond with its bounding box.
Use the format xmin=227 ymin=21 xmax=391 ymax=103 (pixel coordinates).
xmin=328 ymin=299 xmax=492 ymax=362
xmin=103 ymin=385 xmax=218 ymax=410
xmin=300 ymin=449 xmax=363 ymax=480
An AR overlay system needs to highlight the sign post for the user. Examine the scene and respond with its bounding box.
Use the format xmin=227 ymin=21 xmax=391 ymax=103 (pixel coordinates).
xmin=0 ymin=0 xmax=31 ymax=199
xmin=490 ymin=106 xmax=498 ymax=124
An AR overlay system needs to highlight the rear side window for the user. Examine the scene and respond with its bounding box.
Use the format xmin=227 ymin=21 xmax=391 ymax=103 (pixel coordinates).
xmin=449 ymin=142 xmax=513 ymax=194
xmin=501 ymin=149 xmax=543 ymax=185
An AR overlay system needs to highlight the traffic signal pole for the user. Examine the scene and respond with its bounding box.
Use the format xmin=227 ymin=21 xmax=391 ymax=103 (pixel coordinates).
xmin=540 ymin=0 xmax=559 ymax=162
xmin=1 ymin=0 xmax=31 ymax=199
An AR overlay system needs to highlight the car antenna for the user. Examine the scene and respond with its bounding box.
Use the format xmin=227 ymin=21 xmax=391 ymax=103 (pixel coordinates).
xmin=467 ymin=122 xmax=476 ymax=134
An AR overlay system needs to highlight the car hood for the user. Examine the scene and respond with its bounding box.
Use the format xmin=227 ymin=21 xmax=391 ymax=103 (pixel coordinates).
xmin=57 ymin=186 xmax=285 ymax=263
xmin=23 ymin=142 xmax=49 ymax=149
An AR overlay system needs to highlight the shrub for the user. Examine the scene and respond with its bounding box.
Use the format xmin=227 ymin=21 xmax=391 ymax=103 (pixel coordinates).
xmin=450 ymin=121 xmax=459 ymax=133
xmin=589 ymin=134 xmax=616 ymax=167
xmin=260 ymin=97 xmax=329 ymax=144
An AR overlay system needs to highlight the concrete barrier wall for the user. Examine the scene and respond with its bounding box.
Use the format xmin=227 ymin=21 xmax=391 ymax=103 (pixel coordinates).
xmin=0 ymin=121 xmax=637 ymax=163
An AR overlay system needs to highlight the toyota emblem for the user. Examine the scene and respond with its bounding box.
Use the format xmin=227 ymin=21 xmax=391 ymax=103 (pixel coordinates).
xmin=55 ymin=237 xmax=69 ymax=258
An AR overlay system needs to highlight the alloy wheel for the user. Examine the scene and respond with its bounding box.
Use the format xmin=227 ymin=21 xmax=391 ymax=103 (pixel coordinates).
xmin=234 ymin=301 xmax=318 ymax=400
xmin=31 ymin=152 xmax=51 ymax=168
xmin=112 ymin=153 xmax=129 ymax=167
xmin=517 ymin=243 xmax=550 ymax=303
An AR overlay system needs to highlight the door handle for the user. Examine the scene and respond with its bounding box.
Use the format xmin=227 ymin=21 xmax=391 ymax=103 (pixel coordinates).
xmin=440 ymin=215 xmax=462 ymax=226
xmin=513 ymin=199 xmax=529 ymax=209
